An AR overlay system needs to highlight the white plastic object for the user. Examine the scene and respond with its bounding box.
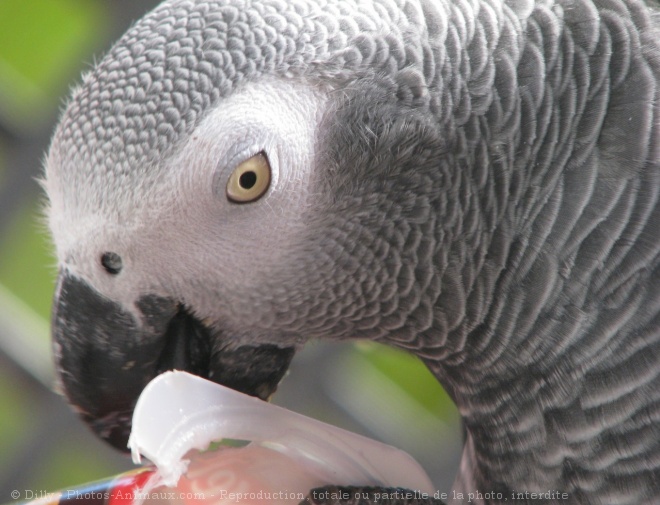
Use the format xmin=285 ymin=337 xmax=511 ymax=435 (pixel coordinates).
xmin=128 ymin=370 xmax=435 ymax=497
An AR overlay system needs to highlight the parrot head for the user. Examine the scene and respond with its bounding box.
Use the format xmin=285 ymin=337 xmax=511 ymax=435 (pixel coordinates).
xmin=41 ymin=1 xmax=660 ymax=501
xmin=44 ymin=0 xmax=448 ymax=451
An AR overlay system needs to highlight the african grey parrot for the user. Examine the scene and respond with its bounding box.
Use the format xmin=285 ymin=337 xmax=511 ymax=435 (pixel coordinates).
xmin=44 ymin=0 xmax=659 ymax=503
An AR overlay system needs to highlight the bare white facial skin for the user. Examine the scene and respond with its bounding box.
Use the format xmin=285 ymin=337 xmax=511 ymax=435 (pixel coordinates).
xmin=46 ymin=78 xmax=329 ymax=325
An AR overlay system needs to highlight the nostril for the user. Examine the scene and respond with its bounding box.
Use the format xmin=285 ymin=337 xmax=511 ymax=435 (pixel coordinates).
xmin=101 ymin=252 xmax=123 ymax=275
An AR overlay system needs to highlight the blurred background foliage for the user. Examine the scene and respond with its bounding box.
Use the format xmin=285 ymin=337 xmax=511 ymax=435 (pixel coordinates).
xmin=0 ymin=0 xmax=460 ymax=501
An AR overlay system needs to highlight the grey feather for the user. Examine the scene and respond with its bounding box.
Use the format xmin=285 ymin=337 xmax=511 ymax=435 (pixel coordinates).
xmin=44 ymin=0 xmax=660 ymax=504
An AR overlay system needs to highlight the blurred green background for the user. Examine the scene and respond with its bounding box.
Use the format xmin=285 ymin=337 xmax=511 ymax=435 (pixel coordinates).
xmin=0 ymin=0 xmax=461 ymax=501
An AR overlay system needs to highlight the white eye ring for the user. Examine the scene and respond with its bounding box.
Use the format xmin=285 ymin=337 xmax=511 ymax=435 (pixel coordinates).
xmin=226 ymin=152 xmax=271 ymax=203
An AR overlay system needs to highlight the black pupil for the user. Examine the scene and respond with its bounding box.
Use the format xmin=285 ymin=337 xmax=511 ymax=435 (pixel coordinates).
xmin=101 ymin=252 xmax=123 ymax=275
xmin=239 ymin=171 xmax=257 ymax=189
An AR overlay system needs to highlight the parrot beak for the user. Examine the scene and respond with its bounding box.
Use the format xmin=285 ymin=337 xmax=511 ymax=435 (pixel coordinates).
xmin=51 ymin=271 xmax=294 ymax=452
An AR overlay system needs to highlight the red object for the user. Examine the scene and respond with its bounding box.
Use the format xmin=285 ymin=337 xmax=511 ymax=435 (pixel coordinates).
xmin=107 ymin=468 xmax=156 ymax=505
xmin=22 ymin=468 xmax=157 ymax=505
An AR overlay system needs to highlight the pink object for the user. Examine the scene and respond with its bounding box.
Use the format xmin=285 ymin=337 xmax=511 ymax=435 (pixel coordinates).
xmin=23 ymin=371 xmax=434 ymax=505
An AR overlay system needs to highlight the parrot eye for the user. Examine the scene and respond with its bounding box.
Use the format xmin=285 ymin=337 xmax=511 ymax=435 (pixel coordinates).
xmin=226 ymin=152 xmax=271 ymax=203
xmin=101 ymin=252 xmax=123 ymax=275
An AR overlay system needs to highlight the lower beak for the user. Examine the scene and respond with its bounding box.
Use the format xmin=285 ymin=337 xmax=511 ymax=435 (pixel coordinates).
xmin=51 ymin=271 xmax=295 ymax=451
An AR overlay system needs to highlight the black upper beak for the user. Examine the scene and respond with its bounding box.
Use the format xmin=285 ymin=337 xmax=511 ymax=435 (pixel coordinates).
xmin=51 ymin=271 xmax=295 ymax=452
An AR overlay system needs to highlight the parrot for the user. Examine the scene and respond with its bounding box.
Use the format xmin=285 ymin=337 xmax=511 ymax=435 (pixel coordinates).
xmin=43 ymin=0 xmax=659 ymax=504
